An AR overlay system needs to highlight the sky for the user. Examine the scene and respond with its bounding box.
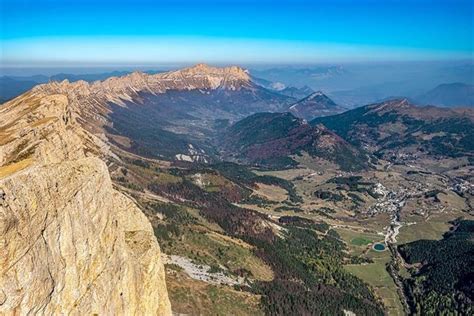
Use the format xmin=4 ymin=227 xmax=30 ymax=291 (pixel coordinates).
xmin=1 ymin=0 xmax=473 ymax=66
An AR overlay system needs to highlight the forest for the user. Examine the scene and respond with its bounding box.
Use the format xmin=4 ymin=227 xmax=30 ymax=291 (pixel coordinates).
xmin=398 ymin=219 xmax=474 ymax=315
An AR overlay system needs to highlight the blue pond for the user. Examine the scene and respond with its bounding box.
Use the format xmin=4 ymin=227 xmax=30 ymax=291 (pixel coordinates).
xmin=373 ymin=243 xmax=386 ymax=251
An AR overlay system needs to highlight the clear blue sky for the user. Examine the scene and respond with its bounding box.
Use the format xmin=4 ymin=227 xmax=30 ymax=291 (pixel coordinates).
xmin=1 ymin=0 xmax=473 ymax=66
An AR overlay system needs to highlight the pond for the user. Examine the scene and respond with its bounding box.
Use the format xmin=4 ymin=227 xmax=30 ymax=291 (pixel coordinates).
xmin=373 ymin=243 xmax=386 ymax=251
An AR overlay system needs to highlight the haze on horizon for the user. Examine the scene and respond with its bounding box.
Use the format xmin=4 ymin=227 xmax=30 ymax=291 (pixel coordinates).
xmin=1 ymin=0 xmax=473 ymax=67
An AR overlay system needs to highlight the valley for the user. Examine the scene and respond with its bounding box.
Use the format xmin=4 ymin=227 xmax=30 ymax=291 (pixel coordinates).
xmin=103 ymin=82 xmax=472 ymax=314
xmin=1 ymin=64 xmax=472 ymax=315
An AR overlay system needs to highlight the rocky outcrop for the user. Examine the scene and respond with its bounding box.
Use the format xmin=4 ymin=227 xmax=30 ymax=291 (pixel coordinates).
xmin=0 ymin=91 xmax=171 ymax=314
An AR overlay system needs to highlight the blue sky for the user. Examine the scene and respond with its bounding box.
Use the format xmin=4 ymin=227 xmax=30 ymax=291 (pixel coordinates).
xmin=1 ymin=0 xmax=473 ymax=66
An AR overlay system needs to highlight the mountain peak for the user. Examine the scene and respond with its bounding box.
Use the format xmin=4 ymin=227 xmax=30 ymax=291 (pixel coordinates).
xmin=158 ymin=64 xmax=251 ymax=90
xmin=176 ymin=63 xmax=250 ymax=80
xmin=193 ymin=63 xmax=212 ymax=69
xmin=305 ymin=91 xmax=327 ymax=100
xmin=289 ymin=90 xmax=343 ymax=120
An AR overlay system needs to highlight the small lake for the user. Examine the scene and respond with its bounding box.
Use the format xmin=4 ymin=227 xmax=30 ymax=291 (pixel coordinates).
xmin=373 ymin=243 xmax=386 ymax=251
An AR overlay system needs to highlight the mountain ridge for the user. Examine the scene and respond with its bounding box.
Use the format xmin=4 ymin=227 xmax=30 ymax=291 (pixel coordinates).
xmin=311 ymin=98 xmax=474 ymax=162
xmin=29 ymin=64 xmax=281 ymax=129
xmin=33 ymin=63 xmax=253 ymax=100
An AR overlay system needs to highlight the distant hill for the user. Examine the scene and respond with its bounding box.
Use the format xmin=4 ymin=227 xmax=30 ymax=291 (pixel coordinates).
xmin=250 ymin=66 xmax=347 ymax=88
xmin=277 ymin=85 xmax=314 ymax=99
xmin=251 ymin=75 xmax=313 ymax=99
xmin=312 ymin=98 xmax=474 ymax=161
xmin=49 ymin=71 xmax=133 ymax=82
xmin=416 ymin=82 xmax=474 ymax=107
xmin=288 ymin=91 xmax=346 ymax=120
xmin=221 ymin=112 xmax=368 ymax=171
xmin=0 ymin=70 xmax=164 ymax=103
xmin=0 ymin=77 xmax=44 ymax=103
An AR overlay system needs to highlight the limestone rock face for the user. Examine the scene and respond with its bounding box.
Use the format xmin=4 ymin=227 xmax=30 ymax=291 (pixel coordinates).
xmin=0 ymin=91 xmax=171 ymax=314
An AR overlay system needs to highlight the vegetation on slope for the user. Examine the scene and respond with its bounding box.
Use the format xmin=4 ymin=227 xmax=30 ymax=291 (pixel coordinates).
xmin=398 ymin=219 xmax=474 ymax=315
xmin=121 ymin=157 xmax=383 ymax=315
xmin=223 ymin=112 xmax=369 ymax=171
xmin=312 ymin=99 xmax=474 ymax=159
xmin=252 ymin=225 xmax=384 ymax=315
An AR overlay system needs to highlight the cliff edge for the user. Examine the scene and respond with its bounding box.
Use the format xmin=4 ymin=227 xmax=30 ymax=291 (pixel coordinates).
xmin=0 ymin=91 xmax=171 ymax=314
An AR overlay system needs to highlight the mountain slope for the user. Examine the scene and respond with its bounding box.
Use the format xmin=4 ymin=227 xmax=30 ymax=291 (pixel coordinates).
xmin=311 ymin=98 xmax=474 ymax=161
xmin=29 ymin=64 xmax=292 ymax=162
xmin=289 ymin=91 xmax=346 ymax=120
xmin=0 ymin=91 xmax=171 ymax=314
xmin=222 ymin=112 xmax=369 ymax=170
xmin=417 ymin=82 xmax=474 ymax=107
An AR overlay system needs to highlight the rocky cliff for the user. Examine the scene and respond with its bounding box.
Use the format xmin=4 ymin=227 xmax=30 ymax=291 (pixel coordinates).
xmin=0 ymin=91 xmax=171 ymax=314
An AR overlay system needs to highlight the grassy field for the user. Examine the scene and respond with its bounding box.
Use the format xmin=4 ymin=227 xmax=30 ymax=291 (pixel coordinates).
xmin=253 ymin=182 xmax=288 ymax=202
xmin=351 ymin=237 xmax=373 ymax=246
xmin=254 ymin=167 xmax=312 ymax=181
xmin=335 ymin=227 xmax=383 ymax=256
xmin=397 ymin=210 xmax=473 ymax=244
xmin=345 ymin=254 xmax=404 ymax=316
xmin=336 ymin=225 xmax=403 ymax=315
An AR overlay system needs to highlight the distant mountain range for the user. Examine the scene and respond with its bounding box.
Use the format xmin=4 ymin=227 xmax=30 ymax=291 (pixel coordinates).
xmin=0 ymin=70 xmax=163 ymax=103
xmin=416 ymin=83 xmax=474 ymax=107
xmin=250 ymin=65 xmax=347 ymax=88
xmin=3 ymin=63 xmax=473 ymax=113
xmin=250 ymin=63 xmax=474 ymax=108
xmin=0 ymin=76 xmax=42 ymax=103
xmin=251 ymin=75 xmax=314 ymax=99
